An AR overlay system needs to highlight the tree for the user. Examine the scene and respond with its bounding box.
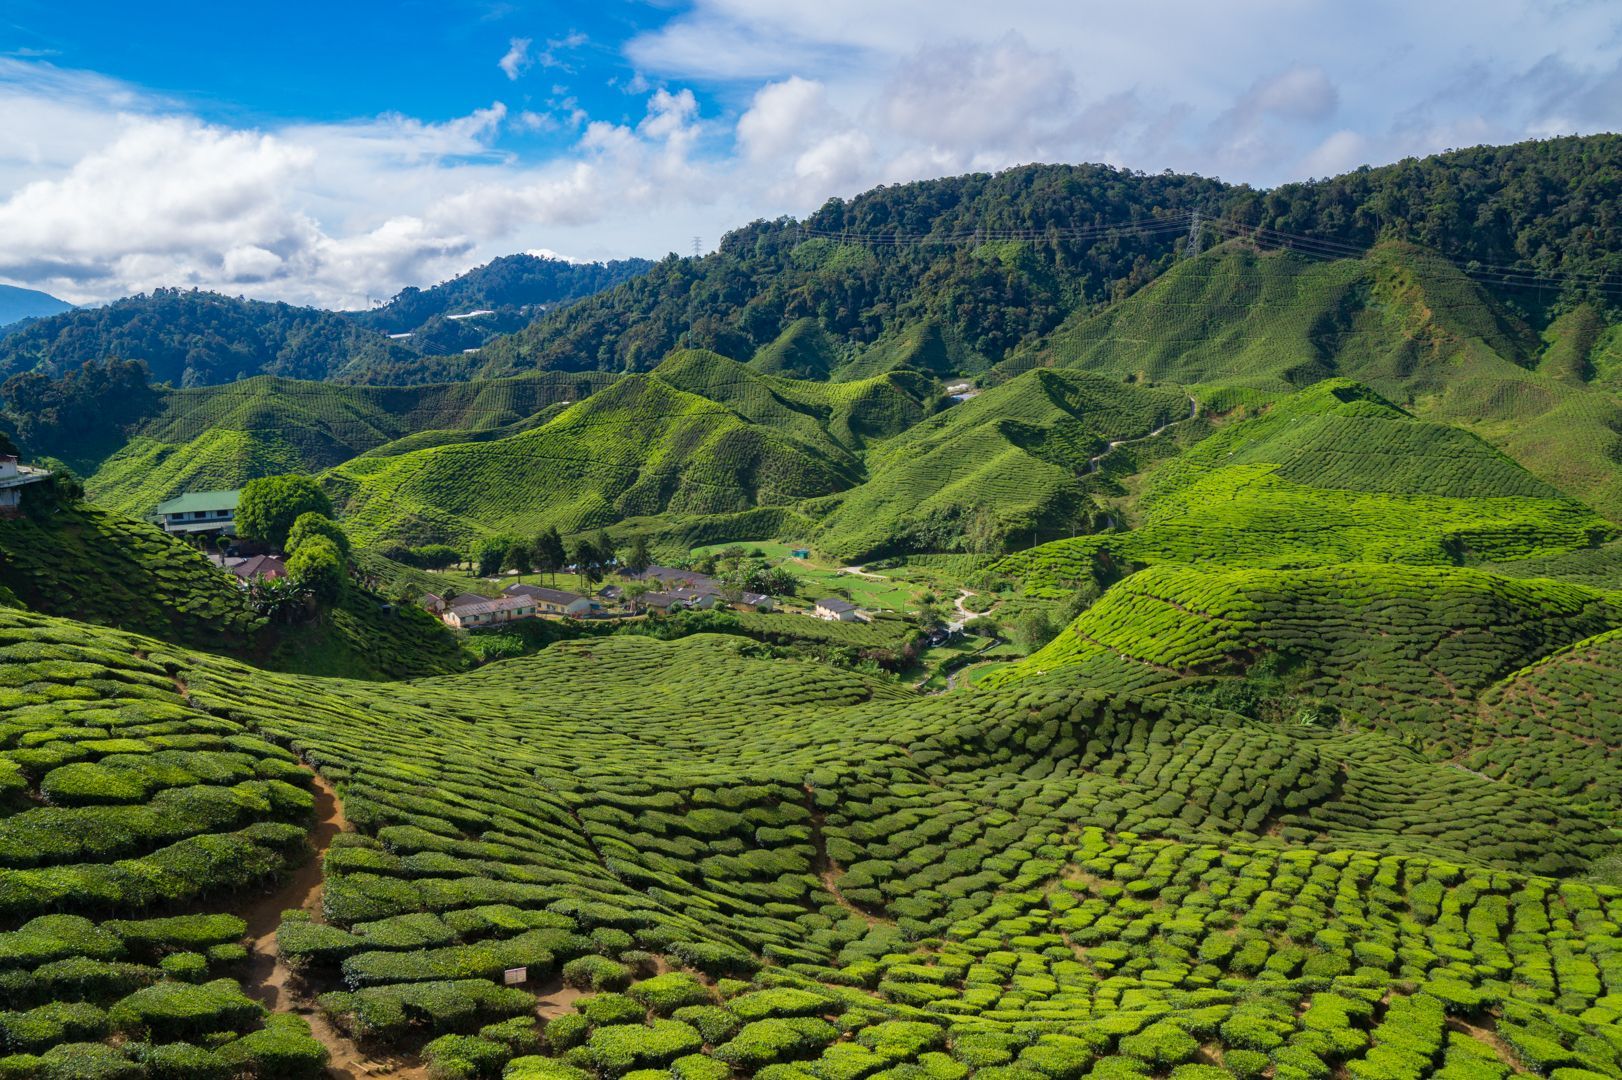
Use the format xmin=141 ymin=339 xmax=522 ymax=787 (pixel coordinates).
xmin=535 ymin=526 xmax=567 ymax=585
xmin=286 ymin=535 xmax=346 ymax=606
xmin=286 ymin=512 xmax=350 ymax=559
xmin=474 ymin=537 xmax=509 ymax=577
xmin=237 ymin=475 xmax=332 ymax=551
xmin=504 ymin=540 xmax=535 ymax=574
xmin=592 ymin=529 xmax=618 ymax=571
xmin=624 ymin=579 xmax=652 ymax=614
xmin=1012 ymin=610 xmax=1058 ymax=653
xmin=916 ymin=600 xmax=946 ymax=632
xmin=623 ymin=535 xmax=651 ymax=576
xmin=572 ymin=538 xmax=602 ymax=589
xmin=0 ymin=425 xmax=15 ymax=457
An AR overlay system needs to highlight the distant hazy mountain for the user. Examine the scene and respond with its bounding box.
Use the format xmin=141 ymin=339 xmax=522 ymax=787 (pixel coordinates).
xmin=0 ymin=254 xmax=653 ymax=388
xmin=0 ymin=284 xmax=71 ymax=328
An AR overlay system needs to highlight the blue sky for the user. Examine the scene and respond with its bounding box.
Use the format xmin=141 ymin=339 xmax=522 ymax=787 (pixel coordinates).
xmin=1 ymin=1 xmax=1619 ymax=307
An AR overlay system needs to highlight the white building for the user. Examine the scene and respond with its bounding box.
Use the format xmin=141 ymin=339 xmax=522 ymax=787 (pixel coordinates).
xmin=152 ymin=489 xmax=240 ymax=536
xmin=0 ymin=455 xmax=51 ymax=518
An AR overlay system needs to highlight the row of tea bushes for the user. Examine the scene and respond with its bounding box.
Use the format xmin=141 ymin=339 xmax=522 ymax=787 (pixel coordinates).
xmin=401 ymin=828 xmax=1622 ymax=1079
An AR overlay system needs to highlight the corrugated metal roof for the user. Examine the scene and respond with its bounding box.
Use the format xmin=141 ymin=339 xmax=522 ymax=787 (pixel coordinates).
xmin=153 ymin=489 xmax=241 ymax=516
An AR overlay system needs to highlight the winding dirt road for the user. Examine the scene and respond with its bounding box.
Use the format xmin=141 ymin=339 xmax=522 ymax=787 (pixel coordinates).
xmin=239 ymin=770 xmax=426 ymax=1079
xmin=1086 ymin=396 xmax=1199 ymax=474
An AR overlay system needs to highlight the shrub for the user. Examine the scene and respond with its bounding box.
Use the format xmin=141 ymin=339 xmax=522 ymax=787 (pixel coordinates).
xmin=585 ymin=1020 xmax=704 ymax=1076
xmin=729 ymin=987 xmax=837 ymax=1022
xmin=36 ymin=1042 xmax=140 ymax=1080
xmin=216 ymin=1014 xmax=329 ymax=1079
xmin=627 ymin=972 xmax=713 ymax=1015
xmin=1118 ymin=1022 xmax=1198 ymax=1067
xmin=1016 ymin=1035 xmax=1096 ymax=1080
xmin=673 ymin=1005 xmax=741 ymax=1045
xmin=131 ymin=1041 xmax=231 ymax=1079
xmin=670 ymin=940 xmax=760 ymax=978
xmin=714 ymin=1018 xmax=840 ymax=1068
xmin=108 ymin=978 xmax=262 ymax=1041
xmin=855 ymin=1020 xmax=946 ymax=1060
xmin=159 ymin=952 xmax=208 ymax=982
xmin=546 ymin=1013 xmax=589 ymax=1051
xmin=504 ymin=1057 xmax=594 ymax=1080
xmin=0 ymin=1001 xmax=109 ymax=1053
xmin=423 ymin=1033 xmax=508 ymax=1080
xmin=563 ymin=956 xmax=631 ymax=993
xmin=576 ymin=993 xmax=648 ymax=1027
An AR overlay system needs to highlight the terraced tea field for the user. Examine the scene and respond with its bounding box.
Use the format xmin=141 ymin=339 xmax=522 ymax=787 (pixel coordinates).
xmin=3 ymin=599 xmax=1619 ymax=1076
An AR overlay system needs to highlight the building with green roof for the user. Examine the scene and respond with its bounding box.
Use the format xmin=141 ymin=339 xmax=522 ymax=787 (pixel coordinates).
xmin=151 ymin=489 xmax=240 ymax=535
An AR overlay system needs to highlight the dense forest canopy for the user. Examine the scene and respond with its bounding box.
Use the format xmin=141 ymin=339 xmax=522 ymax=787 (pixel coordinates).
xmin=348 ymin=253 xmax=655 ymax=334
xmin=473 ymin=134 xmax=1622 ymax=379
xmin=0 ymin=255 xmax=655 ymax=388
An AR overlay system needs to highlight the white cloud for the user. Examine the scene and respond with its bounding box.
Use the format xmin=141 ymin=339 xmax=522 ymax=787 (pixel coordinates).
xmin=2 ymin=3 xmax=1622 ymax=309
xmin=737 ymin=77 xmax=828 ymax=162
xmin=498 ymin=38 xmax=531 ymax=81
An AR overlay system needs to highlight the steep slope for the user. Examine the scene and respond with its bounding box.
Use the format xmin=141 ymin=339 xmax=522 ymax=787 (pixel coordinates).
xmin=1472 ymin=627 xmax=1622 ymax=822
xmin=83 ymin=372 xmax=616 ymax=517
xmin=0 ymin=501 xmax=264 ymax=648
xmin=324 ymin=372 xmax=864 ymax=548
xmin=470 ymin=135 xmax=1622 ymax=382
xmin=746 ymin=318 xmax=840 ymax=379
xmin=814 ymin=369 xmax=1189 ymax=560
xmin=992 ymin=380 xmax=1613 ymax=596
xmin=1023 ymin=239 xmax=1622 ymax=518
xmin=650 ymin=349 xmax=930 ymax=459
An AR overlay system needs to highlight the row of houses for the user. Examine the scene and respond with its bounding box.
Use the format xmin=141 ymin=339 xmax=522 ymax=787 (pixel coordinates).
xmin=423 ymin=584 xmax=596 ymax=628
xmin=420 ymin=567 xmax=790 ymax=629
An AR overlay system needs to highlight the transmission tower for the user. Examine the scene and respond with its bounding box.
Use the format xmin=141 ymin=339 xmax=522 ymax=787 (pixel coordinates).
xmin=1183 ymin=210 xmax=1203 ymax=259
xmin=691 ymin=236 xmax=702 ymax=259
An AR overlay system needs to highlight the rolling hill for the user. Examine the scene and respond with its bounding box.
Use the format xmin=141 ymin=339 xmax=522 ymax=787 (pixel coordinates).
xmin=81 ymin=372 xmax=617 ymax=518
xmin=323 ymin=354 xmax=926 ymax=549
xmin=6 ymin=133 xmax=1622 ymax=1079
xmin=1013 ymin=238 xmax=1622 ymax=519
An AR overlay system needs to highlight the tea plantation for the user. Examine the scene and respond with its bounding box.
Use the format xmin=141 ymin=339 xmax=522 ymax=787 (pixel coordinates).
xmin=7 ymin=139 xmax=1622 ymax=1079
xmin=1 ymin=604 xmax=1619 ymax=1076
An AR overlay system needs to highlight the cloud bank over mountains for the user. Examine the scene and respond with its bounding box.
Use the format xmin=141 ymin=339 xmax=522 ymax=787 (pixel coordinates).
xmin=0 ymin=1 xmax=1618 ymax=309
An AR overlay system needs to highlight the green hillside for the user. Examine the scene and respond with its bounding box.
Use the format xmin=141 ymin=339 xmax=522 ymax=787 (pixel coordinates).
xmin=8 ymin=133 xmax=1622 ymax=1078
xmin=990 ymin=402 xmax=1613 ymax=606
xmin=325 ymin=367 xmax=875 ymax=548
xmin=0 ymin=501 xmax=264 ymax=648
xmin=1021 ymin=240 xmax=1622 ymax=518
xmin=814 ymin=369 xmax=1189 ymax=560
xmin=82 ymin=372 xmax=616 ymax=518
xmin=747 ymin=319 xmax=840 ymax=379
xmin=470 ymin=135 xmax=1622 ymax=383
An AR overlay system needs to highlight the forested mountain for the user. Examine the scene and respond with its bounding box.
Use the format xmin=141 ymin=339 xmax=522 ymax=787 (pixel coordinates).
xmin=471 ymin=134 xmax=1622 ymax=378
xmin=0 ymin=289 xmax=418 ymax=387
xmin=0 ymin=254 xmax=652 ymax=389
xmin=349 ymin=253 xmax=652 ymax=332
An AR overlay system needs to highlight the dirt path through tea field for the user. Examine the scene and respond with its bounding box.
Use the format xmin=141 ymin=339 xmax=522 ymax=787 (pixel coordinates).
xmin=239 ymin=769 xmax=427 ymax=1079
